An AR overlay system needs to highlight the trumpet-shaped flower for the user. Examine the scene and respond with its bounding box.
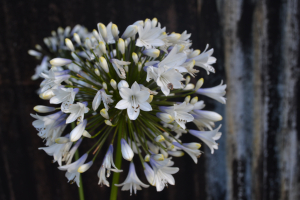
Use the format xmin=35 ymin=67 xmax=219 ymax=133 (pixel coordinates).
xmin=189 ymin=125 xmax=222 ymax=154
xmin=92 ymin=89 xmax=114 ymax=111
xmin=196 ymin=81 xmax=226 ymax=104
xmin=50 ymin=87 xmax=79 ymax=112
xmin=115 ymin=82 xmax=152 ymax=120
xmin=64 ymin=102 xmax=89 ymax=124
xmin=173 ymin=142 xmax=201 ymax=163
xmin=115 ymin=162 xmax=149 ymax=195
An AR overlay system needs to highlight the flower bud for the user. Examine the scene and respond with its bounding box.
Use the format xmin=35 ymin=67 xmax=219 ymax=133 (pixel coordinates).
xmin=152 ymin=17 xmax=158 ymax=28
xmin=85 ymin=38 xmax=93 ymax=49
xmin=184 ymin=95 xmax=191 ymax=103
xmin=185 ymin=76 xmax=191 ymax=85
xmin=50 ymin=58 xmax=72 ymax=67
xmin=34 ymin=105 xmax=56 ymax=113
xmin=111 ymin=24 xmax=119 ymax=41
xmin=105 ymin=120 xmax=113 ymax=126
xmin=39 ymin=90 xmax=55 ymax=100
xmin=121 ymin=139 xmax=134 ymax=161
xmin=70 ymin=120 xmax=87 ymax=142
xmin=65 ymin=38 xmax=74 ymax=51
xmin=73 ymin=33 xmax=81 ymax=45
xmin=83 ymin=130 xmax=91 ymax=138
xmin=167 ymin=151 xmax=185 ymax=157
xmin=118 ymin=80 xmax=129 ymax=90
xmin=132 ymin=52 xmax=138 ymax=64
xmin=147 ymin=141 xmax=159 ymax=154
xmin=160 ymin=147 xmax=168 ymax=158
xmin=184 ymin=83 xmax=195 ymax=90
xmin=133 ymin=20 xmax=144 ymax=26
xmin=190 ymin=96 xmax=198 ymax=104
xmin=124 ymin=65 xmax=129 ymax=73
xmin=94 ymin=68 xmax=100 ymax=76
xmin=78 ymin=161 xmax=93 ymax=173
xmin=110 ymin=79 xmax=117 ymax=90
xmin=99 ymin=41 xmax=106 ymax=54
xmin=151 ymin=154 xmax=164 ymax=161
xmin=102 ymin=82 xmax=108 ymax=90
xmin=100 ymin=108 xmax=109 ymax=119
xmin=142 ymin=49 xmax=160 ymax=58
xmin=183 ymin=143 xmax=201 ymax=149
xmin=118 ymin=38 xmax=125 ymax=55
xmin=28 ymin=50 xmax=41 ymax=57
xmin=195 ymin=78 xmax=204 ymax=91
xmin=138 ymin=62 xmax=142 ymax=72
xmin=188 ymin=49 xmax=201 ymax=58
xmin=55 ymin=137 xmax=70 ymax=144
xmin=97 ymin=23 xmax=107 ymax=42
xmin=35 ymin=44 xmax=42 ymax=51
xmin=121 ymin=25 xmax=138 ymax=39
xmin=147 ymin=95 xmax=153 ymax=103
xmin=144 ymin=154 xmax=150 ymax=162
xmin=154 ymin=135 xmax=165 ymax=143
xmin=99 ymin=57 xmax=109 ymax=73
xmin=177 ymin=44 xmax=185 ymax=53
xmin=156 ymin=113 xmax=174 ymax=123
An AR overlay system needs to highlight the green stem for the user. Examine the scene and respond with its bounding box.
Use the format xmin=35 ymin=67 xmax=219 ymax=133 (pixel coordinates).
xmin=75 ymin=150 xmax=85 ymax=200
xmin=72 ymin=122 xmax=85 ymax=200
xmin=110 ymin=120 xmax=123 ymax=200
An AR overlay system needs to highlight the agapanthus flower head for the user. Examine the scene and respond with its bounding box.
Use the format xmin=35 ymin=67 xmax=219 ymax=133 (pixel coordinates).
xmin=30 ymin=18 xmax=226 ymax=194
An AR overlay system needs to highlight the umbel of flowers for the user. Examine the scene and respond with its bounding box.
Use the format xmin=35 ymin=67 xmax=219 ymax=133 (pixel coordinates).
xmin=30 ymin=18 xmax=226 ymax=195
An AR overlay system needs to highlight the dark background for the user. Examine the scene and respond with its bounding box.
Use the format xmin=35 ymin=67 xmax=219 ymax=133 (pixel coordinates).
xmin=1 ymin=0 xmax=300 ymax=200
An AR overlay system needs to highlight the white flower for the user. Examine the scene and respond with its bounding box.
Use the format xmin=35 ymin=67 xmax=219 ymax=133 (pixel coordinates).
xmin=92 ymin=89 xmax=114 ymax=111
xmin=196 ymin=81 xmax=226 ymax=104
xmin=189 ymin=125 xmax=222 ymax=154
xmin=50 ymin=87 xmax=79 ymax=112
xmin=136 ymin=19 xmax=165 ymax=49
xmin=98 ymin=145 xmax=123 ymax=186
xmin=40 ymin=68 xmax=70 ymax=92
xmin=110 ymin=59 xmax=131 ymax=79
xmin=147 ymin=65 xmax=183 ymax=96
xmin=115 ymin=162 xmax=149 ymax=195
xmin=159 ymin=102 xmax=194 ymax=129
xmin=70 ymin=119 xmax=87 ymax=142
xmin=121 ymin=25 xmax=138 ymax=39
xmin=58 ymin=153 xmax=88 ymax=187
xmin=34 ymin=105 xmax=55 ymax=113
xmin=139 ymin=84 xmax=158 ymax=95
xmin=190 ymin=105 xmax=222 ymax=130
xmin=173 ymin=142 xmax=201 ymax=163
xmin=121 ymin=138 xmax=134 ymax=161
xmin=50 ymin=58 xmax=73 ymax=67
xmin=158 ymin=45 xmax=187 ymax=71
xmin=64 ymin=102 xmax=89 ymax=124
xmin=115 ymin=82 xmax=152 ymax=120
xmin=32 ymin=56 xmax=49 ymax=80
xmin=38 ymin=134 xmax=73 ymax=166
xmin=147 ymin=157 xmax=179 ymax=191
xmin=191 ymin=44 xmax=216 ymax=74
xmin=118 ymin=80 xmax=129 ymax=90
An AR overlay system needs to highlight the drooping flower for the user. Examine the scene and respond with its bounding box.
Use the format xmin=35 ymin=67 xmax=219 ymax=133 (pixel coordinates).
xmin=115 ymin=162 xmax=149 ymax=195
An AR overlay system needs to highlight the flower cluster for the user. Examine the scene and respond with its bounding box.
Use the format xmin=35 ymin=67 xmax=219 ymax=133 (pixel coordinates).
xmin=30 ymin=18 xmax=226 ymax=195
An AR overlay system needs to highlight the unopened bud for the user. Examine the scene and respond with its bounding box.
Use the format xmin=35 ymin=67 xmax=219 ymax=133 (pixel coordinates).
xmin=156 ymin=113 xmax=174 ymax=123
xmin=95 ymin=68 xmax=100 ymax=76
xmin=83 ymin=130 xmax=91 ymax=138
xmin=124 ymin=65 xmax=129 ymax=73
xmin=183 ymin=143 xmax=201 ymax=149
xmin=195 ymin=78 xmax=204 ymax=91
xmin=184 ymin=83 xmax=195 ymax=90
xmin=189 ymin=49 xmax=201 ymax=58
xmin=111 ymin=24 xmax=119 ymax=41
xmin=102 ymin=82 xmax=108 ymax=90
xmin=152 ymin=154 xmax=164 ymax=161
xmin=39 ymin=90 xmax=55 ymax=100
xmin=99 ymin=41 xmax=106 ymax=54
xmin=99 ymin=57 xmax=109 ymax=73
xmin=154 ymin=135 xmax=165 ymax=143
xmin=185 ymin=76 xmax=191 ymax=85
xmin=100 ymin=109 xmax=109 ymax=119
xmin=73 ymin=33 xmax=81 ymax=45
xmin=147 ymin=95 xmax=153 ymax=103
xmin=118 ymin=38 xmax=125 ymax=55
xmin=50 ymin=58 xmax=72 ymax=67
xmin=105 ymin=120 xmax=113 ymax=126
xmin=177 ymin=44 xmax=185 ymax=53
xmin=190 ymin=96 xmax=198 ymax=104
xmin=55 ymin=137 xmax=70 ymax=144
xmin=142 ymin=49 xmax=160 ymax=58
xmin=132 ymin=52 xmax=138 ymax=64
xmin=28 ymin=50 xmax=41 ymax=57
xmin=118 ymin=80 xmax=129 ymax=90
xmin=65 ymin=38 xmax=74 ymax=51
xmin=184 ymin=95 xmax=191 ymax=103
xmin=144 ymin=154 xmax=150 ymax=162
xmin=97 ymin=23 xmax=107 ymax=42
xmin=167 ymin=151 xmax=185 ymax=157
xmin=78 ymin=161 xmax=93 ymax=173
xmin=152 ymin=17 xmax=158 ymax=28
xmin=110 ymin=79 xmax=117 ymax=90
xmin=138 ymin=62 xmax=142 ymax=72
xmin=34 ymin=105 xmax=56 ymax=113
xmin=85 ymin=38 xmax=93 ymax=49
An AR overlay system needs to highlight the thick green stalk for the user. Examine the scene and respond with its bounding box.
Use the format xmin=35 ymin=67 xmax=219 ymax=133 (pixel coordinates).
xmin=72 ymin=122 xmax=85 ymax=200
xmin=110 ymin=120 xmax=123 ymax=200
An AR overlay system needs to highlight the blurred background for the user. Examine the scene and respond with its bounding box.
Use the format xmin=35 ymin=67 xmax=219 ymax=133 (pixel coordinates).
xmin=0 ymin=0 xmax=300 ymax=199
